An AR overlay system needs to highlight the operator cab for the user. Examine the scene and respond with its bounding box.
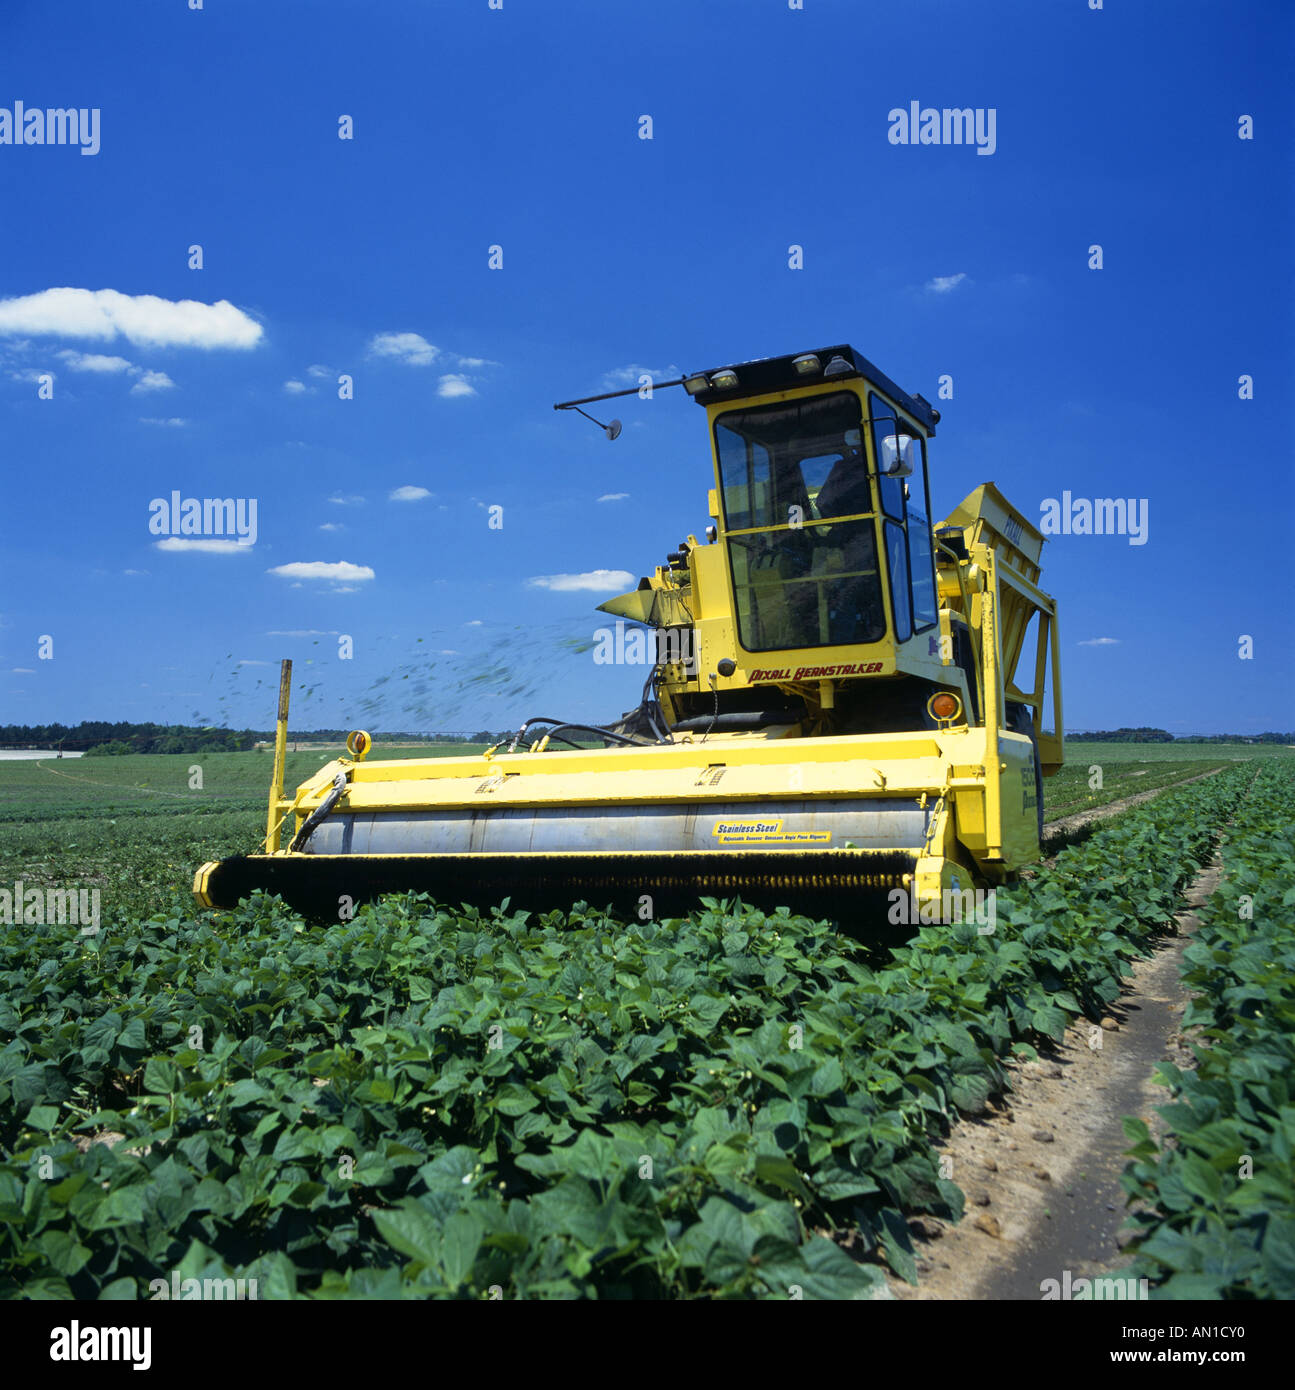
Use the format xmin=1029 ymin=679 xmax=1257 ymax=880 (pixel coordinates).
xmin=688 ymin=347 xmax=941 ymax=660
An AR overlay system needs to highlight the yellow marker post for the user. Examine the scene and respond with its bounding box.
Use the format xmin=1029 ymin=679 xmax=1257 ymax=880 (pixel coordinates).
xmin=266 ymin=658 xmax=292 ymax=851
xmin=980 ymin=553 xmax=1003 ymax=860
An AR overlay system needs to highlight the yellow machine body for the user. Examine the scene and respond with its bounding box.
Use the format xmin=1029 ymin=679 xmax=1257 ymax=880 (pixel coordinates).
xmin=195 ymin=345 xmax=1062 ymax=922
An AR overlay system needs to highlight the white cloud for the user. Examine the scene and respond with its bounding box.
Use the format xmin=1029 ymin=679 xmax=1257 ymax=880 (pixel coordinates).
xmin=10 ymin=368 xmax=53 ymax=383
xmin=389 ymin=485 xmax=432 ymax=502
xmin=319 ymin=522 xmax=344 ymax=531
xmin=306 ymin=363 xmax=333 ymax=378
xmin=11 ymin=667 xmax=35 ymax=674
xmin=56 ymin=349 xmax=133 ymax=373
xmin=925 ymin=273 xmax=967 ymax=294
xmin=526 ymin=569 xmax=635 ymax=593
xmin=238 ymin=659 xmax=271 ymax=666
xmin=267 ymin=560 xmax=375 ymax=584
xmin=368 ymin=331 xmax=438 ymax=366
xmin=46 ymin=349 xmax=179 ymax=397
xmin=453 ymin=355 xmax=498 ymax=368
xmin=0 ymin=287 xmax=263 ymax=348
xmin=601 ymin=363 xmax=679 ymax=388
xmin=154 ymin=538 xmax=253 ymax=554
xmin=123 ymin=569 xmax=148 ymax=576
xmin=139 ymin=417 xmax=187 ymax=427
xmin=464 ymin=619 xmax=483 ymax=626
xmin=597 ymin=492 xmax=630 ymax=502
xmin=328 ymin=493 xmax=365 ymax=505
xmin=439 ymin=649 xmax=459 ymax=655
xmin=130 ymin=370 xmax=175 ymax=395
xmin=265 ymin=629 xmax=340 ymax=637
xmin=437 ymin=373 xmax=476 ymax=398
xmin=283 ymin=379 xmax=308 ymax=394
xmin=1078 ymin=636 xmax=1121 ymax=646
xmin=51 ymin=349 xmax=187 ymax=406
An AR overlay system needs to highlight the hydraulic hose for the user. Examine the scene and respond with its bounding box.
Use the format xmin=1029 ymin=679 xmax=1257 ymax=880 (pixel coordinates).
xmin=288 ymin=771 xmax=348 ymax=852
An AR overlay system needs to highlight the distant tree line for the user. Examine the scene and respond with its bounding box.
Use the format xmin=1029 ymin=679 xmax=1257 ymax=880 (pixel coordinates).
xmin=5 ymin=720 xmax=1286 ymax=755
xmin=1066 ymin=727 xmax=1175 ymax=743
xmin=0 ymin=722 xmax=259 ymax=755
xmin=0 ymin=722 xmax=515 ymax=755
xmin=1067 ymin=727 xmax=1294 ymax=743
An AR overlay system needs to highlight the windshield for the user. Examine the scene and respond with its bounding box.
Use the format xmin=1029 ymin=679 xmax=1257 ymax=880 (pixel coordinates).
xmin=716 ymin=391 xmax=872 ymax=529
xmin=715 ymin=392 xmax=887 ymax=652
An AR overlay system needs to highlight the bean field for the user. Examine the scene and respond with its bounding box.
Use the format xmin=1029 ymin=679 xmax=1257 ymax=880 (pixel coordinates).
xmin=1 ymin=744 xmax=1292 ymax=1298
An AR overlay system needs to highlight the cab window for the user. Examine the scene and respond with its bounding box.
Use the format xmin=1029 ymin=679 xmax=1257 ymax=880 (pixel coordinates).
xmin=869 ymin=392 xmax=938 ymax=633
xmin=715 ymin=392 xmax=887 ymax=652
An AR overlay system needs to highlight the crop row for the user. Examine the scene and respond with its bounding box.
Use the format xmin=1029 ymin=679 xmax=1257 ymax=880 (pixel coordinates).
xmin=0 ymin=763 xmax=1257 ymax=1298
xmin=1120 ymin=759 xmax=1295 ymax=1298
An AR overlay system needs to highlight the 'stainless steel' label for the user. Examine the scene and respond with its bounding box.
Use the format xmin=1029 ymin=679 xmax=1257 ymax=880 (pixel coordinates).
xmin=712 ymin=820 xmax=832 ymax=845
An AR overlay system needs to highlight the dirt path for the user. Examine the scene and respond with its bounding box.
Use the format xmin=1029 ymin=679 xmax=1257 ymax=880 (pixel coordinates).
xmin=890 ymin=860 xmax=1221 ymax=1300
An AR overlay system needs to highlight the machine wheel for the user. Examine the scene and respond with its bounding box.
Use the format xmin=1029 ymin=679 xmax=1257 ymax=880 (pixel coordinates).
xmin=1006 ymin=701 xmax=1045 ymax=843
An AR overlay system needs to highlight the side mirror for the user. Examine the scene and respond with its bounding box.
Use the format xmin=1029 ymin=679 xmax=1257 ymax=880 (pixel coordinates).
xmin=879 ymin=433 xmax=917 ymax=477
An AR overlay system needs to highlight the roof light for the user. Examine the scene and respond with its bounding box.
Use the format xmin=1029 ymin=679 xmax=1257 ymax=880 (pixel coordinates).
xmin=822 ymin=354 xmax=853 ymax=377
xmin=792 ymin=354 xmax=821 ymax=375
xmin=683 ymin=373 xmax=709 ymax=396
xmin=709 ymin=369 xmax=739 ymax=390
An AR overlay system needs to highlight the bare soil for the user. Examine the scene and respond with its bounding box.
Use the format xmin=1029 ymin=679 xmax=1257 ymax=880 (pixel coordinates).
xmin=889 ymin=859 xmax=1221 ymax=1300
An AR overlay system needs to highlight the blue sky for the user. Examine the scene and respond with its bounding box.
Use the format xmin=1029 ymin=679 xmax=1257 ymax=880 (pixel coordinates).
xmin=1 ymin=0 xmax=1290 ymax=737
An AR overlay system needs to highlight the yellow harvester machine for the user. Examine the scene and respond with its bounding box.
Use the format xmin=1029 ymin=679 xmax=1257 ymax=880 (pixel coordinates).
xmin=195 ymin=345 xmax=1062 ymax=921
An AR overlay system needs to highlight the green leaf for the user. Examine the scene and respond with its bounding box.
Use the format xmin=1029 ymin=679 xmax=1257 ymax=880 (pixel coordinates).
xmin=88 ymin=1184 xmax=149 ymax=1231
xmin=1177 ymin=1154 xmax=1223 ymax=1205
xmin=223 ymin=1078 xmax=268 ymax=1108
xmin=949 ymin=1071 xmax=991 ymax=1116
xmin=97 ymin=1277 xmax=139 ymax=1300
xmin=794 ymin=1237 xmax=891 ymax=1300
xmin=1261 ymin=1218 xmax=1295 ymax=1299
xmin=1121 ymin=1116 xmax=1152 ymax=1145
xmin=373 ymin=1201 xmax=442 ymax=1271
xmin=417 ymin=1146 xmax=479 ymax=1193
xmin=877 ymin=1207 xmax=918 ymax=1286
xmin=144 ymin=1056 xmax=177 ymax=1093
xmin=493 ymin=1082 xmax=539 ymax=1116
xmin=440 ymin=1208 xmax=484 ymax=1289
xmin=21 ymin=1276 xmax=73 ymax=1299
xmin=37 ymin=1229 xmax=93 ymax=1277
xmin=754 ymin=1154 xmax=814 ymax=1204
xmin=244 ymin=1250 xmax=300 ymax=1300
